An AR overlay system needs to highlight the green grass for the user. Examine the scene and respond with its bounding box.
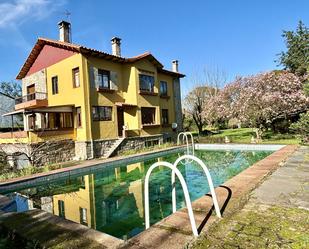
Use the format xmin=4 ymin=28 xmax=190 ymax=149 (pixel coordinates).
xmin=198 ymin=128 xmax=301 ymax=145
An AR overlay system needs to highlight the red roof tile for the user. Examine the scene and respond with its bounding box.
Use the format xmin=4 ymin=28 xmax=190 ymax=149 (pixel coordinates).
xmin=16 ymin=38 xmax=185 ymax=79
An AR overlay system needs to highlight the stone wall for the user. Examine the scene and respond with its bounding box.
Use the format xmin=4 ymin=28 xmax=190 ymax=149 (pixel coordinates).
xmin=115 ymin=135 xmax=164 ymax=155
xmin=0 ymin=139 xmax=75 ymax=168
xmin=93 ymin=139 xmax=118 ymax=157
xmin=1 ymin=135 xmax=166 ymax=168
xmin=74 ymin=135 xmax=164 ymax=159
xmin=33 ymin=140 xmax=75 ymax=166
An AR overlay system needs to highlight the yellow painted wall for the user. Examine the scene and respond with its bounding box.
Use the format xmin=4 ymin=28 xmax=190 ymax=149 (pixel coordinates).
xmin=86 ymin=57 xmax=124 ymax=139
xmin=158 ymin=73 xmax=175 ymax=133
xmin=45 ymin=54 xmax=90 ymax=141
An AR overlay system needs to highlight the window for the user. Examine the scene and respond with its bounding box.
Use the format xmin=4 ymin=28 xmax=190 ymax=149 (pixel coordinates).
xmin=45 ymin=113 xmax=73 ymax=129
xmin=139 ymin=74 xmax=155 ymax=92
xmin=58 ymin=200 xmax=65 ymax=218
xmin=162 ymin=109 xmax=169 ymax=124
xmin=160 ymin=81 xmax=168 ymax=96
xmin=98 ymin=69 xmax=110 ymax=89
xmin=141 ymin=107 xmax=156 ymax=124
xmin=73 ymin=67 xmax=80 ymax=88
xmin=79 ymin=207 xmax=88 ymax=225
xmin=92 ymin=106 xmax=112 ymax=121
xmin=52 ymin=76 xmax=59 ymax=94
xmin=76 ymin=107 xmax=82 ymax=128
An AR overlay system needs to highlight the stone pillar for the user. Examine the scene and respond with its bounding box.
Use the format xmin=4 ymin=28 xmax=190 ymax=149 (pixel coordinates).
xmin=74 ymin=141 xmax=91 ymax=160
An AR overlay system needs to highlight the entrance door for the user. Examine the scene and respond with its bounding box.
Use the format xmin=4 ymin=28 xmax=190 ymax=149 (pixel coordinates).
xmin=117 ymin=107 xmax=124 ymax=137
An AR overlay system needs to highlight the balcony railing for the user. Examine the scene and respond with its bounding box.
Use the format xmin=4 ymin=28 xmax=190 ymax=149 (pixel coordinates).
xmin=15 ymin=92 xmax=47 ymax=105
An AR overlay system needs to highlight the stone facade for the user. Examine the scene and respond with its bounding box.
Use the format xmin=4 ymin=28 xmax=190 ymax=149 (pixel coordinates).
xmin=22 ymin=69 xmax=47 ymax=95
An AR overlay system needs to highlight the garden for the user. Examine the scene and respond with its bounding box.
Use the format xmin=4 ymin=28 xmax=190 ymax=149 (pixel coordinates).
xmin=183 ymin=21 xmax=309 ymax=147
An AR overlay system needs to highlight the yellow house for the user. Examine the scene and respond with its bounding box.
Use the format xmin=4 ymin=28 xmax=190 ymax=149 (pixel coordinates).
xmin=1 ymin=21 xmax=184 ymax=160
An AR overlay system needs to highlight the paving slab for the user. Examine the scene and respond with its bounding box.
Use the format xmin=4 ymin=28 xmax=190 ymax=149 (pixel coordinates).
xmin=251 ymin=146 xmax=309 ymax=210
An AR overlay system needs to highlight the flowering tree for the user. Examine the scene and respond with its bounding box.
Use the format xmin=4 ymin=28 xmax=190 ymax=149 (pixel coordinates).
xmin=203 ymin=78 xmax=243 ymax=126
xmin=205 ymin=71 xmax=309 ymax=139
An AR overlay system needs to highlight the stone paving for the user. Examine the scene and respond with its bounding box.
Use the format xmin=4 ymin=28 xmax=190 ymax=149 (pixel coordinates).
xmin=192 ymin=146 xmax=309 ymax=249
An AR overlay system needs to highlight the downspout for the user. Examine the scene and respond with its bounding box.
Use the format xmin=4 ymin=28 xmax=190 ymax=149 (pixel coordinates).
xmin=82 ymin=55 xmax=94 ymax=159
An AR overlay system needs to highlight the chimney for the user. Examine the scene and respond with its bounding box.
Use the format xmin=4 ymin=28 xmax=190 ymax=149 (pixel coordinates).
xmin=111 ymin=37 xmax=121 ymax=57
xmin=58 ymin=20 xmax=71 ymax=43
xmin=172 ymin=60 xmax=179 ymax=72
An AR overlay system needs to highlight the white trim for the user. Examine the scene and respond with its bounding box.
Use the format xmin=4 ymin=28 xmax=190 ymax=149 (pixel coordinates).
xmin=195 ymin=143 xmax=285 ymax=151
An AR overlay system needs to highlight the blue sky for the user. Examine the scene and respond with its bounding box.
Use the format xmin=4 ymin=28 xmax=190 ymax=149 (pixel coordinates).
xmin=0 ymin=0 xmax=308 ymax=95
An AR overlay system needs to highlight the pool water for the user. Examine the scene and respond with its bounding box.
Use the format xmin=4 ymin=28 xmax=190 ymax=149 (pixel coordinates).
xmin=2 ymin=149 xmax=272 ymax=240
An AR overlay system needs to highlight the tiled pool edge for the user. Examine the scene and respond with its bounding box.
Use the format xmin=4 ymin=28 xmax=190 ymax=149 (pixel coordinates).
xmin=120 ymin=144 xmax=298 ymax=249
xmin=0 ymin=145 xmax=185 ymax=192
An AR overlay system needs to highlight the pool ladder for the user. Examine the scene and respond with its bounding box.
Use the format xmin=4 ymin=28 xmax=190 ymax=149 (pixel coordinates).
xmin=177 ymin=132 xmax=195 ymax=156
xmin=144 ymin=153 xmax=222 ymax=237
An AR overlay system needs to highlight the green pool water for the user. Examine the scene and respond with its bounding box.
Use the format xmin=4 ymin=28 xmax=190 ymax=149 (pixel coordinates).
xmin=3 ymin=149 xmax=272 ymax=240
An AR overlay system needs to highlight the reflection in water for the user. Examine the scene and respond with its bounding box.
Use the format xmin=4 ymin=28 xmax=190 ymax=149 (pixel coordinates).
xmin=4 ymin=150 xmax=271 ymax=239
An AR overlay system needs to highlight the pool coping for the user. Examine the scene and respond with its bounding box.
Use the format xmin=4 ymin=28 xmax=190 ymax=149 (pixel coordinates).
xmin=0 ymin=144 xmax=298 ymax=249
xmin=0 ymin=145 xmax=186 ymax=190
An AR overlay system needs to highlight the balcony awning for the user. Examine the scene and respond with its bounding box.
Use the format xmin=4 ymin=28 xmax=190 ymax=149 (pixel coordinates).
xmin=2 ymin=109 xmax=26 ymax=117
xmin=30 ymin=106 xmax=73 ymax=113
xmin=115 ymin=102 xmax=137 ymax=108
xmin=2 ymin=106 xmax=73 ymax=117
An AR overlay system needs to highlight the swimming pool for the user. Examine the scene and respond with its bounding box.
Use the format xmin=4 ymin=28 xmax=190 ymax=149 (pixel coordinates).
xmin=0 ymin=145 xmax=278 ymax=240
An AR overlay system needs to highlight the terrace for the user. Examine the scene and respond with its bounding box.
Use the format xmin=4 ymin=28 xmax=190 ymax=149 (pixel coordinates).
xmin=15 ymin=92 xmax=48 ymax=110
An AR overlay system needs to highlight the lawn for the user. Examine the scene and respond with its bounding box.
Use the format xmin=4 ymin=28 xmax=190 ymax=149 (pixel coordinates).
xmin=197 ymin=128 xmax=301 ymax=145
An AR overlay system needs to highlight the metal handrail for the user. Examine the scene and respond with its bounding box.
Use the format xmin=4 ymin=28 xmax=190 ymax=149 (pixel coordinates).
xmin=144 ymin=161 xmax=199 ymax=236
xmin=177 ymin=132 xmax=195 ymax=156
xmin=171 ymin=155 xmax=222 ymax=218
xmin=15 ymin=92 xmax=47 ymax=104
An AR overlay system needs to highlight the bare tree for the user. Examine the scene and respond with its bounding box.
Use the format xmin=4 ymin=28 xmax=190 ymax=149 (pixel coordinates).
xmin=183 ymin=66 xmax=227 ymax=133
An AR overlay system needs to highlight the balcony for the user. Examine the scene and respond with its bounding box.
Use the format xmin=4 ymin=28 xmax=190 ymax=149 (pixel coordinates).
xmin=15 ymin=92 xmax=48 ymax=110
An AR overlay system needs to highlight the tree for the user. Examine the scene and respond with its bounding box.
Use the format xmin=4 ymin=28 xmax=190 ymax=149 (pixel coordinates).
xmin=290 ymin=112 xmax=309 ymax=143
xmin=183 ymin=66 xmax=226 ymax=133
xmin=277 ymin=21 xmax=309 ymax=76
xmin=209 ymin=71 xmax=309 ymax=139
xmin=0 ymin=81 xmax=22 ymax=97
xmin=203 ymin=77 xmax=243 ymax=127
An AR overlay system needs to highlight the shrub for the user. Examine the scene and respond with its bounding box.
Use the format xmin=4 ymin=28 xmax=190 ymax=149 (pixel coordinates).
xmin=290 ymin=111 xmax=309 ymax=143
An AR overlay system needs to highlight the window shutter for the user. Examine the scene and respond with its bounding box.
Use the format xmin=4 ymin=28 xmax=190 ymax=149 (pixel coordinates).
xmin=89 ymin=66 xmax=99 ymax=88
xmin=110 ymin=71 xmax=118 ymax=90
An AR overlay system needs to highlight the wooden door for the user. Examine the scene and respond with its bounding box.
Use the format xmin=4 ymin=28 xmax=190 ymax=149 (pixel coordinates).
xmin=117 ymin=107 xmax=124 ymax=137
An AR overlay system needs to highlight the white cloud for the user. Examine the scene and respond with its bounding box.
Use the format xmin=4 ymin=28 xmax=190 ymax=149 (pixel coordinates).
xmin=0 ymin=0 xmax=67 ymax=28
